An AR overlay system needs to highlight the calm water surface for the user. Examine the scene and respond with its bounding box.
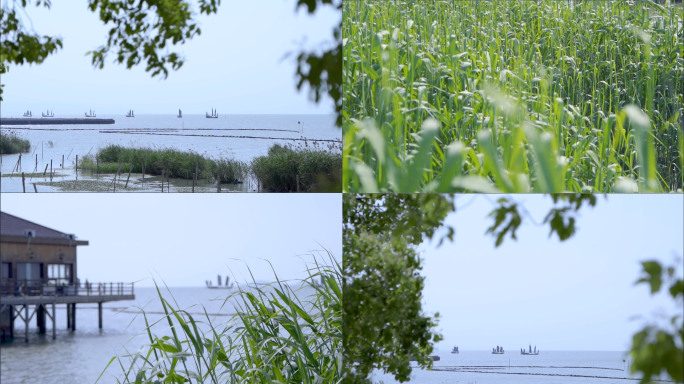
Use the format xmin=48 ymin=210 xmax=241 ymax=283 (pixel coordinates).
xmin=371 ymin=349 xmax=672 ymax=384
xmin=0 ymin=114 xmax=339 ymax=192
xmin=0 ymin=285 xmax=314 ymax=384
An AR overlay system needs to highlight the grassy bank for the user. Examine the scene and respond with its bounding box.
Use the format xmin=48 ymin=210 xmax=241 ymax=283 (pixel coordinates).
xmin=0 ymin=130 xmax=30 ymax=154
xmin=80 ymin=144 xmax=249 ymax=184
xmin=251 ymin=142 xmax=343 ymax=192
xmin=343 ymin=0 xmax=684 ymax=192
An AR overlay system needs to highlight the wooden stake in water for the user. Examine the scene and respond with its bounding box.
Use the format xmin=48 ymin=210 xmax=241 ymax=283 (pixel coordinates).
xmin=35 ymin=154 xmax=38 ymax=172
xmin=217 ymin=173 xmax=221 ymax=193
xmin=62 ymin=154 xmax=64 ymax=168
xmin=33 ymin=183 xmax=37 ymax=193
xmin=22 ymin=172 xmax=25 ymax=192
xmin=43 ymin=164 xmax=48 ymax=176
xmin=50 ymin=160 xmax=53 ymax=183
xmin=125 ymin=163 xmax=133 ymax=188
xmin=112 ymin=160 xmax=122 ymax=193
xmin=75 ymin=155 xmax=78 ymax=186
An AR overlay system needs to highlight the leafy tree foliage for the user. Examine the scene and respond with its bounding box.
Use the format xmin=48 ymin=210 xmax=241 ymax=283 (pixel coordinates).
xmin=486 ymin=194 xmax=598 ymax=246
xmin=343 ymin=194 xmax=455 ymax=383
xmin=631 ymin=260 xmax=683 ymax=383
xmin=0 ymin=0 xmax=341 ymax=121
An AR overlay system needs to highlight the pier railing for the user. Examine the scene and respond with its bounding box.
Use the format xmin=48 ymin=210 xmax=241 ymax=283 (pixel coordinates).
xmin=0 ymin=279 xmax=134 ymax=297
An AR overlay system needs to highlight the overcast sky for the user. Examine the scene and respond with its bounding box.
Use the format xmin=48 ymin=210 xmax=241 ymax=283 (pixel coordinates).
xmin=419 ymin=195 xmax=683 ymax=352
xmin=2 ymin=194 xmax=341 ymax=287
xmin=1 ymin=0 xmax=339 ymax=115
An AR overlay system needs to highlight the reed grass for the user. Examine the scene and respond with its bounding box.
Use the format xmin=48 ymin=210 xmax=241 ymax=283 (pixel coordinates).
xmin=251 ymin=142 xmax=343 ymax=192
xmin=0 ymin=130 xmax=31 ymax=154
xmin=343 ymin=0 xmax=684 ymax=192
xmin=79 ymin=144 xmax=249 ymax=184
xmin=100 ymin=251 xmax=342 ymax=384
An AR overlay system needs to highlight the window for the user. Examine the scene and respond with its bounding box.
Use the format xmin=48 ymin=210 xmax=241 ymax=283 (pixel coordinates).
xmin=47 ymin=264 xmax=71 ymax=285
xmin=17 ymin=263 xmax=41 ymax=280
xmin=1 ymin=262 xmax=10 ymax=279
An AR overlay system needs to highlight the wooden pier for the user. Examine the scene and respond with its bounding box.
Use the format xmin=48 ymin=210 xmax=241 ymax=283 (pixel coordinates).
xmin=1 ymin=118 xmax=115 ymax=125
xmin=0 ymin=281 xmax=134 ymax=341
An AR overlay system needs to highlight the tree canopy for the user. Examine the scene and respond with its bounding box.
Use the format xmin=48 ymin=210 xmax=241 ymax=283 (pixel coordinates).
xmin=0 ymin=0 xmax=341 ymax=122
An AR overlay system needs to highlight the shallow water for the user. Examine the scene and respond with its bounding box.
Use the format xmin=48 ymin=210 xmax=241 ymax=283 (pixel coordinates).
xmin=0 ymin=285 xmax=315 ymax=384
xmin=0 ymin=114 xmax=339 ymax=192
xmin=370 ymin=350 xmax=671 ymax=384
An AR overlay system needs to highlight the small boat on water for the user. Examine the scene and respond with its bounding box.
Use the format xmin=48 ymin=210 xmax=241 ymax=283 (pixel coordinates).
xmin=492 ymin=345 xmax=504 ymax=354
xmin=206 ymin=275 xmax=234 ymax=289
xmin=521 ymin=345 xmax=539 ymax=355
xmin=126 ymin=109 xmax=134 ymax=117
xmin=23 ymin=110 xmax=32 ymax=117
xmin=42 ymin=110 xmax=54 ymax=117
xmin=177 ymin=109 xmax=182 ymax=118
xmin=85 ymin=109 xmax=96 ymax=117
xmin=206 ymin=108 xmax=218 ymax=118
xmin=451 ymin=346 xmax=459 ymax=354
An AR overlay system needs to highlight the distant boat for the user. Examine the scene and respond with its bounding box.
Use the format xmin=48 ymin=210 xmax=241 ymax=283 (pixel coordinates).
xmin=126 ymin=109 xmax=134 ymax=117
xmin=206 ymin=275 xmax=234 ymax=289
xmin=451 ymin=346 xmax=459 ymax=354
xmin=23 ymin=110 xmax=32 ymax=117
xmin=206 ymin=108 xmax=218 ymax=118
xmin=521 ymin=345 xmax=539 ymax=355
xmin=492 ymin=345 xmax=504 ymax=354
xmin=177 ymin=109 xmax=182 ymax=118
xmin=85 ymin=109 xmax=96 ymax=117
xmin=42 ymin=110 xmax=54 ymax=117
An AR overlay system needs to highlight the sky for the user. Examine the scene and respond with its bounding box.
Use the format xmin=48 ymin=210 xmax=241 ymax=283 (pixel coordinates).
xmin=1 ymin=0 xmax=340 ymax=116
xmin=1 ymin=193 xmax=341 ymax=287
xmin=418 ymin=194 xmax=683 ymax=352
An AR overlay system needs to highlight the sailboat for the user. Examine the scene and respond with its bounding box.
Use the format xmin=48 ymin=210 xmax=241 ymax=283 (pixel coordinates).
xmin=492 ymin=345 xmax=504 ymax=354
xmin=205 ymin=107 xmax=218 ymax=118
xmin=177 ymin=109 xmax=182 ymax=118
xmin=126 ymin=109 xmax=134 ymax=117
xmin=42 ymin=110 xmax=54 ymax=117
xmin=85 ymin=109 xmax=96 ymax=117
xmin=206 ymin=275 xmax=235 ymax=289
xmin=520 ymin=345 xmax=539 ymax=355
xmin=23 ymin=110 xmax=32 ymax=117
xmin=451 ymin=346 xmax=459 ymax=354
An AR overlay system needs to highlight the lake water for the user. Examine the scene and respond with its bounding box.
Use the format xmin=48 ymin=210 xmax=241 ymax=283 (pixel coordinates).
xmin=0 ymin=285 xmax=315 ymax=384
xmin=0 ymin=114 xmax=339 ymax=192
xmin=370 ymin=350 xmax=673 ymax=384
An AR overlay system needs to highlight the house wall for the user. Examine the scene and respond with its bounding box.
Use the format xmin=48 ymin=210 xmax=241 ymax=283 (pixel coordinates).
xmin=0 ymin=242 xmax=78 ymax=283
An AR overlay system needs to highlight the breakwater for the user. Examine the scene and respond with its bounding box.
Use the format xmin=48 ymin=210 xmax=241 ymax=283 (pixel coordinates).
xmin=1 ymin=118 xmax=115 ymax=125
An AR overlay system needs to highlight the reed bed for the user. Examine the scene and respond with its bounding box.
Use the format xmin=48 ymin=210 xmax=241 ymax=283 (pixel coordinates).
xmin=0 ymin=130 xmax=31 ymax=154
xmin=251 ymin=142 xmax=343 ymax=192
xmin=100 ymin=252 xmax=342 ymax=384
xmin=343 ymin=0 xmax=684 ymax=192
xmin=80 ymin=144 xmax=249 ymax=184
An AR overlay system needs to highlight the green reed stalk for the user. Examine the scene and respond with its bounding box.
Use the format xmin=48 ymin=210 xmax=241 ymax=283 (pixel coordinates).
xmin=99 ymin=251 xmax=342 ymax=384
